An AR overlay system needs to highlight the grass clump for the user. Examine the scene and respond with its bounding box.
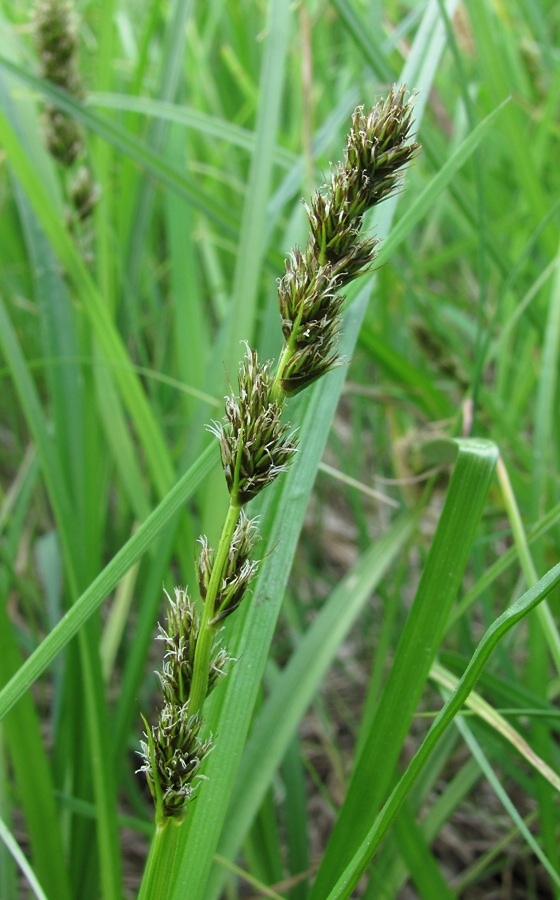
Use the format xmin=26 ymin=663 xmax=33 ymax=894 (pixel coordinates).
xmin=0 ymin=1 xmax=559 ymax=898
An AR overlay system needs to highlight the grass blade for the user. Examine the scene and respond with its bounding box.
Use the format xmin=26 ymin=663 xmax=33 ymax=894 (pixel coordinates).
xmin=326 ymin=562 xmax=560 ymax=899
xmin=209 ymin=512 xmax=416 ymax=898
xmin=0 ymin=443 xmax=217 ymax=722
xmin=309 ymin=437 xmax=499 ymax=898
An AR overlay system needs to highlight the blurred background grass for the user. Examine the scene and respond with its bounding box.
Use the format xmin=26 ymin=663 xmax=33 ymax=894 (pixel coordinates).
xmin=1 ymin=0 xmax=559 ymax=897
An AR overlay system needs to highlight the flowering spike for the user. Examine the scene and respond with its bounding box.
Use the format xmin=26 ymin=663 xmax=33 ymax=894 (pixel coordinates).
xmin=209 ymin=347 xmax=298 ymax=504
xmin=137 ymin=705 xmax=212 ymax=820
xmin=140 ymin=89 xmax=420 ymax=827
xmin=34 ymin=0 xmax=85 ymax=165
xmin=276 ymin=86 xmax=419 ymax=397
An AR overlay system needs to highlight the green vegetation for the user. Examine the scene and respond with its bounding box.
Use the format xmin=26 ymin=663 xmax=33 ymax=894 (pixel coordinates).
xmin=0 ymin=1 xmax=559 ymax=898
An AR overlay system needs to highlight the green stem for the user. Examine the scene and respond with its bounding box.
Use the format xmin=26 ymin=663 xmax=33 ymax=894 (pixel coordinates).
xmin=188 ymin=499 xmax=241 ymax=716
xmin=271 ymin=303 xmax=306 ymax=403
xmin=140 ymin=713 xmax=165 ymax=824
xmin=138 ymin=816 xmax=184 ymax=900
xmin=497 ymin=457 xmax=560 ymax=674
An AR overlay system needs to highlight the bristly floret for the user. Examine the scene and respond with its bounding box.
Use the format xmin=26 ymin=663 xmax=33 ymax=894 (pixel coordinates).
xmin=155 ymin=588 xmax=229 ymax=706
xmin=343 ymin=88 xmax=418 ymax=211
xmin=137 ymin=705 xmax=212 ymax=819
xmin=276 ymin=86 xmax=419 ymax=397
xmin=277 ymin=247 xmax=345 ymax=395
xmin=209 ymin=346 xmax=298 ymax=504
xmin=278 ymin=248 xmax=343 ymax=336
xmin=306 ymin=87 xmax=418 ymax=273
xmin=197 ymin=511 xmax=260 ymax=623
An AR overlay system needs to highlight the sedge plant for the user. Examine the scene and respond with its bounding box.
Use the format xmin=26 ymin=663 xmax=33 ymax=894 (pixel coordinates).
xmin=34 ymin=0 xmax=98 ymax=231
xmin=2 ymin=1 xmax=559 ymax=897
xmin=136 ymin=88 xmax=419 ymax=894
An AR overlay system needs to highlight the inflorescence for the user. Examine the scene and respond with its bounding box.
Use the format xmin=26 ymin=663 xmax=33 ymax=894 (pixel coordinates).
xmin=33 ymin=0 xmax=98 ymax=225
xmin=138 ymin=87 xmax=419 ymax=823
